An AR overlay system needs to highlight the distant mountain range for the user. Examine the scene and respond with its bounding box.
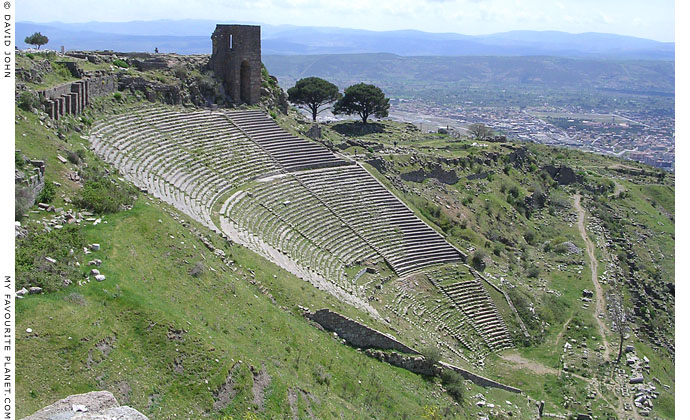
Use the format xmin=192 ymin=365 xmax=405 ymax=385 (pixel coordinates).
xmin=262 ymin=53 xmax=675 ymax=101
xmin=17 ymin=20 xmax=674 ymax=60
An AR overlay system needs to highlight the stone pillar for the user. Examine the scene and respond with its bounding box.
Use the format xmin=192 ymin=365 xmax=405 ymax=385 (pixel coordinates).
xmin=56 ymin=97 xmax=65 ymax=117
xmin=80 ymin=81 xmax=86 ymax=108
xmin=61 ymin=95 xmax=71 ymax=116
xmin=69 ymin=92 xmax=79 ymax=114
xmin=71 ymin=82 xmax=84 ymax=112
xmin=83 ymin=80 xmax=89 ymax=105
xmin=48 ymin=101 xmax=57 ymax=119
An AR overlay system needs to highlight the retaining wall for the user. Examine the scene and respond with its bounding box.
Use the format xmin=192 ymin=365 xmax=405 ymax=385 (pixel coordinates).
xmin=307 ymin=308 xmax=522 ymax=393
xmin=306 ymin=309 xmax=417 ymax=354
xmin=39 ymin=75 xmax=117 ymax=120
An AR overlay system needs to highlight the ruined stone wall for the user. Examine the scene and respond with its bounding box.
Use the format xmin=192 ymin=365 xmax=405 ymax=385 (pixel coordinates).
xmin=15 ymin=160 xmax=45 ymax=207
xmin=87 ymin=75 xmax=118 ymax=98
xmin=306 ymin=309 xmax=417 ymax=354
xmin=400 ymin=163 xmax=460 ymax=184
xmin=209 ymin=24 xmax=261 ymax=105
xmin=39 ymin=75 xmax=117 ymax=120
xmin=365 ymin=349 xmax=437 ymax=375
xmin=440 ymin=362 xmax=522 ymax=394
xmin=307 ymin=308 xmax=522 ymax=393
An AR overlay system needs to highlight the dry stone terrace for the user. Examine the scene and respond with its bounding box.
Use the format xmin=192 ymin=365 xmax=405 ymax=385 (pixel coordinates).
xmin=89 ymin=104 xmax=512 ymax=354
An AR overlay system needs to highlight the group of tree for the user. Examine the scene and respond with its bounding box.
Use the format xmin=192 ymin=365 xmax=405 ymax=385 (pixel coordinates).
xmin=287 ymin=77 xmax=389 ymax=124
xmin=468 ymin=123 xmax=492 ymax=140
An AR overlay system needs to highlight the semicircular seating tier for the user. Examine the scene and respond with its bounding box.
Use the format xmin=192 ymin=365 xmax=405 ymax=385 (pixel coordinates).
xmin=90 ymin=105 xmax=511 ymax=353
xmin=225 ymin=109 xmax=351 ymax=172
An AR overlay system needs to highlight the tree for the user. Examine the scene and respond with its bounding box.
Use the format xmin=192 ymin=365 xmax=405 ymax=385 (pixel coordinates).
xmin=24 ymin=32 xmax=49 ymax=49
xmin=471 ymin=250 xmax=487 ymax=271
xmin=287 ymin=77 xmax=340 ymax=122
xmin=468 ymin=123 xmax=492 ymax=140
xmin=333 ymin=83 xmax=389 ymax=124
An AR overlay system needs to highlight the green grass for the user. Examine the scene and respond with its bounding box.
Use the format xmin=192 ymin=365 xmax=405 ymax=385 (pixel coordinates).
xmin=15 ymin=62 xmax=674 ymax=419
xmin=17 ymin=198 xmax=467 ymax=419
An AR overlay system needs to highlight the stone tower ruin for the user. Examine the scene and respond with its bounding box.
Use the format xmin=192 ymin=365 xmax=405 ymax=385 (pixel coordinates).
xmin=209 ymin=24 xmax=262 ymax=105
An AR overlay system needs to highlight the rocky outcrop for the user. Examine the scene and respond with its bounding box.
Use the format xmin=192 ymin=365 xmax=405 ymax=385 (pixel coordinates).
xmin=119 ymin=76 xmax=184 ymax=105
xmin=21 ymin=391 xmax=149 ymax=420
xmin=366 ymin=157 xmax=393 ymax=174
xmin=542 ymin=165 xmax=581 ymax=185
xmin=507 ymin=147 xmax=531 ymax=168
xmin=16 ymin=59 xmax=52 ymax=84
xmin=401 ymin=163 xmax=460 ymax=184
xmin=260 ymin=74 xmax=289 ymax=114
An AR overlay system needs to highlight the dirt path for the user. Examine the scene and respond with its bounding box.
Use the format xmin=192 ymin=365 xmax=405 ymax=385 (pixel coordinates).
xmin=573 ymin=194 xmax=611 ymax=362
xmin=499 ymin=352 xmax=592 ymax=382
xmin=554 ymin=316 xmax=573 ymax=348
xmin=499 ymin=352 xmax=559 ymax=375
xmin=612 ymin=179 xmax=625 ymax=197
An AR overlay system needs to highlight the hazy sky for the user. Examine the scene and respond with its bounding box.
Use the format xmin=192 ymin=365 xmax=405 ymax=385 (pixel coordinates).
xmin=18 ymin=0 xmax=675 ymax=42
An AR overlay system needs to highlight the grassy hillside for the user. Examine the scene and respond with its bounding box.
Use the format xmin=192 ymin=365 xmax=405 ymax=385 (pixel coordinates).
xmin=15 ymin=97 xmax=538 ymax=418
xmin=279 ymin=115 xmax=675 ymax=418
xmin=15 ymin=57 xmax=674 ymax=419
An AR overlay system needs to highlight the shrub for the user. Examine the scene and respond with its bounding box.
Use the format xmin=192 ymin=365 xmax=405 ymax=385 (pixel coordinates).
xmin=492 ymin=242 xmax=504 ymax=257
xmin=112 ymin=59 xmax=129 ymax=68
xmin=15 ymin=151 xmax=26 ymax=169
xmin=440 ymin=370 xmax=465 ymax=404
xmin=67 ymin=150 xmax=81 ymax=165
xmin=172 ymin=65 xmax=188 ymax=80
xmin=18 ymin=91 xmax=40 ymax=111
xmin=15 ymin=223 xmax=85 ymax=291
xmin=526 ymin=266 xmax=540 ymax=278
xmin=190 ymin=262 xmax=204 ymax=278
xmin=524 ymin=230 xmax=536 ymax=245
xmin=553 ymin=243 xmax=569 ymax=254
xmin=64 ymin=292 xmax=87 ymax=306
xmin=420 ymin=345 xmax=441 ymax=367
xmin=26 ymin=53 xmax=35 ymax=60
xmin=471 ymin=250 xmax=486 ymax=271
xmin=113 ymin=92 xmax=123 ymax=101
xmin=313 ymin=365 xmax=331 ymax=388
xmin=51 ymin=62 xmax=73 ymax=79
xmin=37 ymin=182 xmax=56 ymax=204
xmin=76 ymin=172 xmax=136 ymax=214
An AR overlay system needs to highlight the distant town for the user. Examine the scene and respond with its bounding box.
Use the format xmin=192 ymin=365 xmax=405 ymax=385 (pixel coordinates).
xmin=388 ymin=99 xmax=675 ymax=171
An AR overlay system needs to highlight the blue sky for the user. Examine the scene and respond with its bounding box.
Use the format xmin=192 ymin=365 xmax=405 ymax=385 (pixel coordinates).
xmin=18 ymin=0 xmax=675 ymax=42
